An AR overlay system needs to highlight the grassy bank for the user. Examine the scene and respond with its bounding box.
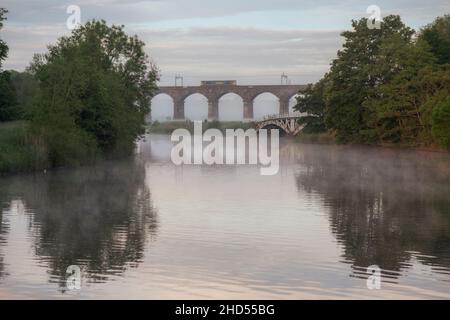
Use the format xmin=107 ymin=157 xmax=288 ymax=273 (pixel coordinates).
xmin=295 ymin=132 xmax=336 ymax=144
xmin=147 ymin=120 xmax=255 ymax=134
xmin=0 ymin=121 xmax=47 ymax=174
xmin=295 ymin=131 xmax=448 ymax=152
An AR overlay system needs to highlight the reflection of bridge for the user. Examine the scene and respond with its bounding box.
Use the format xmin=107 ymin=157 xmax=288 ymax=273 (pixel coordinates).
xmin=155 ymin=84 xmax=306 ymax=120
xmin=255 ymin=113 xmax=305 ymax=136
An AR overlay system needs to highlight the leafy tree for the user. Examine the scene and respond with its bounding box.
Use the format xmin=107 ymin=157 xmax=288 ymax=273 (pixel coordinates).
xmin=420 ymin=14 xmax=450 ymax=65
xmin=0 ymin=70 xmax=18 ymax=121
xmin=432 ymin=94 xmax=450 ymax=150
xmin=324 ymin=15 xmax=415 ymax=143
xmin=294 ymin=77 xmax=327 ymax=133
xmin=0 ymin=8 xmax=18 ymax=122
xmin=296 ymin=13 xmax=450 ymax=148
xmin=30 ymin=20 xmax=159 ymax=165
xmin=363 ymin=36 xmax=439 ymax=144
xmin=9 ymin=70 xmax=39 ymax=119
xmin=0 ymin=8 xmax=7 ymax=68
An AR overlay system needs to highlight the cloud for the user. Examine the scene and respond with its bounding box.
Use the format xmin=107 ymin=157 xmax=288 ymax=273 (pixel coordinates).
xmin=141 ymin=27 xmax=343 ymax=85
xmin=1 ymin=24 xmax=69 ymax=70
xmin=1 ymin=0 xmax=449 ymax=83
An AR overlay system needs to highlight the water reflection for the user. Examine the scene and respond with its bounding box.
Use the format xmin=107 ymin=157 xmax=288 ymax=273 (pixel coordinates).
xmin=1 ymin=135 xmax=450 ymax=298
xmin=0 ymin=159 xmax=157 ymax=290
xmin=294 ymin=144 xmax=450 ymax=280
xmin=0 ymin=202 xmax=6 ymax=279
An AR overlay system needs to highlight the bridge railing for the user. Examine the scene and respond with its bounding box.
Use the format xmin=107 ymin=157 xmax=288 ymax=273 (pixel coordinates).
xmin=260 ymin=113 xmax=302 ymax=121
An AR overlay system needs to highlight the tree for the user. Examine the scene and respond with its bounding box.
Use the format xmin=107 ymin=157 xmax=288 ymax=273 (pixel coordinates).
xmin=0 ymin=70 xmax=18 ymax=121
xmin=0 ymin=8 xmax=8 ymax=69
xmin=0 ymin=8 xmax=18 ymax=122
xmin=293 ymin=13 xmax=449 ymax=148
xmin=420 ymin=14 xmax=450 ymax=65
xmin=324 ymin=15 xmax=415 ymax=143
xmin=10 ymin=70 xmax=38 ymax=119
xmin=294 ymin=77 xmax=327 ymax=133
xmin=30 ymin=20 xmax=159 ymax=165
xmin=362 ymin=14 xmax=450 ymax=145
xmin=362 ymin=36 xmax=439 ymax=144
xmin=432 ymin=94 xmax=450 ymax=150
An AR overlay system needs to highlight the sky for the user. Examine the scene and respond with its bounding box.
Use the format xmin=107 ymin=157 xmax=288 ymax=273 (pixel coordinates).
xmin=1 ymin=0 xmax=449 ymax=120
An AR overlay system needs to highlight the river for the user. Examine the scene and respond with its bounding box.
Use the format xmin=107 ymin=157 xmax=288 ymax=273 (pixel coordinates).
xmin=0 ymin=134 xmax=449 ymax=299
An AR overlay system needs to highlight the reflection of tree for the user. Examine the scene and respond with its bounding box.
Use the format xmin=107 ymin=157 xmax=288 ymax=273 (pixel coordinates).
xmin=0 ymin=185 xmax=13 ymax=279
xmin=295 ymin=145 xmax=450 ymax=274
xmin=3 ymin=159 xmax=157 ymax=287
xmin=0 ymin=201 xmax=5 ymax=279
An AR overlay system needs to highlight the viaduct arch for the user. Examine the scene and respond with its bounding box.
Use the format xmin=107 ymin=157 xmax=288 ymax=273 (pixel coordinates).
xmin=153 ymin=84 xmax=306 ymax=121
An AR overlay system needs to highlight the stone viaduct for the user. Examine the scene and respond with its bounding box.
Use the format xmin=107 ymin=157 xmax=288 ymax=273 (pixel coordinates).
xmin=154 ymin=84 xmax=307 ymax=120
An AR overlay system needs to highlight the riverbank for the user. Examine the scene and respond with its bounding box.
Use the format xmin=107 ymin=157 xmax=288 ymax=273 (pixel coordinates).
xmin=0 ymin=121 xmax=47 ymax=174
xmin=295 ymin=132 xmax=336 ymax=144
xmin=2 ymin=121 xmax=447 ymax=175
xmin=295 ymin=131 xmax=449 ymax=153
xmin=147 ymin=120 xmax=255 ymax=134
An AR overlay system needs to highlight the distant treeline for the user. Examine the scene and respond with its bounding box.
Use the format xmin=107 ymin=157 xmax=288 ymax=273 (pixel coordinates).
xmin=295 ymin=14 xmax=450 ymax=149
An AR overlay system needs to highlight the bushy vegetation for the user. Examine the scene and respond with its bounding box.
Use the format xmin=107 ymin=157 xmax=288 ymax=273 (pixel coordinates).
xmin=0 ymin=9 xmax=19 ymax=122
xmin=1 ymin=9 xmax=159 ymax=172
xmin=28 ymin=20 xmax=159 ymax=166
xmin=9 ymin=70 xmax=38 ymax=119
xmin=432 ymin=95 xmax=450 ymax=149
xmin=295 ymin=14 xmax=450 ymax=149
xmin=0 ymin=70 xmax=17 ymax=121
xmin=0 ymin=121 xmax=47 ymax=173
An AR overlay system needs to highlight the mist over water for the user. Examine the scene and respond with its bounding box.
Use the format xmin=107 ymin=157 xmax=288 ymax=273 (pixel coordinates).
xmin=0 ymin=134 xmax=449 ymax=299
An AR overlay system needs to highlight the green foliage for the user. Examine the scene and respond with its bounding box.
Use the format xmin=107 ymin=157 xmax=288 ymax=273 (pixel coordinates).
xmin=432 ymin=95 xmax=450 ymax=150
xmin=363 ymin=38 xmax=441 ymax=144
xmin=294 ymin=78 xmax=327 ymax=133
xmin=0 ymin=8 xmax=8 ymax=68
xmin=0 ymin=8 xmax=20 ymax=123
xmin=420 ymin=14 xmax=450 ymax=65
xmin=324 ymin=15 xmax=415 ymax=143
xmin=0 ymin=121 xmax=48 ymax=173
xmin=0 ymin=70 xmax=18 ymax=121
xmin=303 ymin=13 xmax=450 ymax=149
xmin=295 ymin=132 xmax=335 ymax=144
xmin=9 ymin=70 xmax=38 ymax=119
xmin=30 ymin=20 xmax=159 ymax=166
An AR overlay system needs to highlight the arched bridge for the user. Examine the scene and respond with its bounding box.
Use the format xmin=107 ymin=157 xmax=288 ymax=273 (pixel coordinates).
xmin=255 ymin=114 xmax=305 ymax=136
xmin=155 ymin=84 xmax=306 ymax=120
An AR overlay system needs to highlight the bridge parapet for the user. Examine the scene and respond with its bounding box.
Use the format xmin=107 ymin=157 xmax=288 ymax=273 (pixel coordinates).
xmin=261 ymin=113 xmax=302 ymax=121
xmin=256 ymin=113 xmax=305 ymax=136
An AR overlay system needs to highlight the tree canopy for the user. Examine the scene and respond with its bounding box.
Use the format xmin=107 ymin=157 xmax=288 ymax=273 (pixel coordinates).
xmin=29 ymin=20 xmax=159 ymax=165
xmin=0 ymin=8 xmax=8 ymax=68
xmin=295 ymin=14 xmax=450 ymax=149
xmin=420 ymin=14 xmax=450 ymax=65
xmin=0 ymin=8 xmax=18 ymax=122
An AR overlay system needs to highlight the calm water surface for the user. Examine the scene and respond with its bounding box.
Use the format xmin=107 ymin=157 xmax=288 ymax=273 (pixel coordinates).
xmin=0 ymin=134 xmax=450 ymax=299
